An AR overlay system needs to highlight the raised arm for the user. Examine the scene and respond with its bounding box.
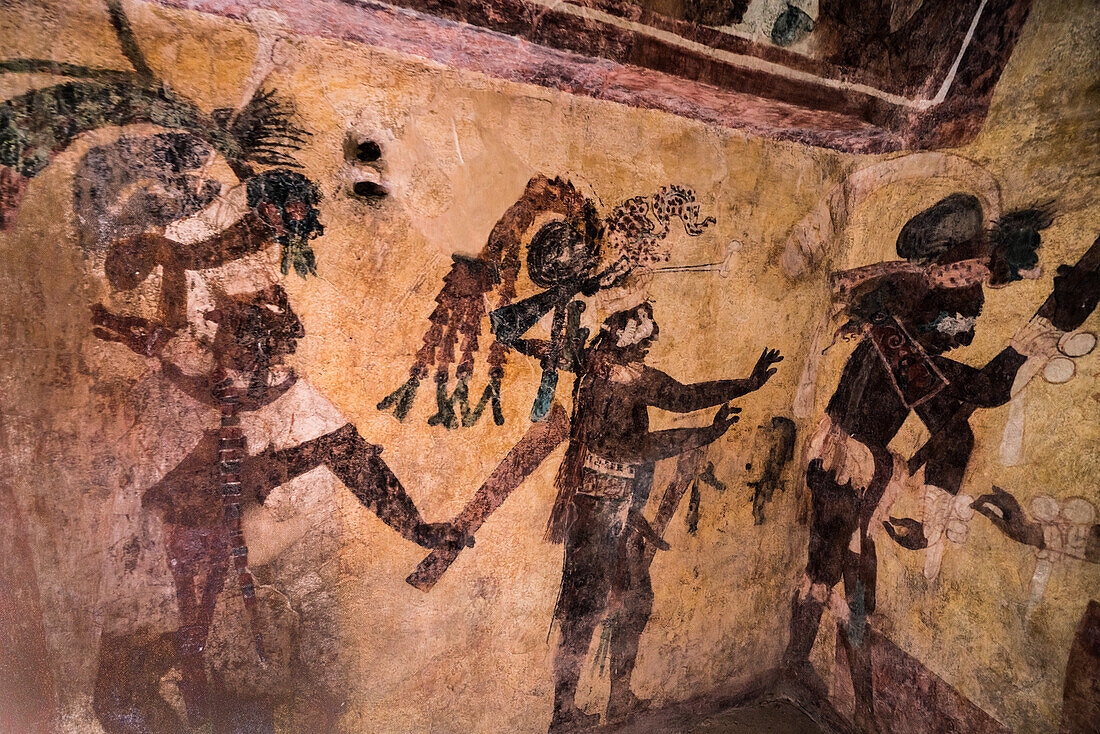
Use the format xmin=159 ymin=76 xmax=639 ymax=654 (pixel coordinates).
xmin=91 ymin=303 xmax=225 ymax=405
xmin=641 ymin=348 xmax=782 ymax=412
xmin=594 ymin=404 xmax=741 ymax=462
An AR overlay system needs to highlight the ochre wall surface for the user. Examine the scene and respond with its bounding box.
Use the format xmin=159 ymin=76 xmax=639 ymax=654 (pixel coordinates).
xmin=0 ymin=1 xmax=1095 ymax=733
xmin=818 ymin=2 xmax=1099 ymax=731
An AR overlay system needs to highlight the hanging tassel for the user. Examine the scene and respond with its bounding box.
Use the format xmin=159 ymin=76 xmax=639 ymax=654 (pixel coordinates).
xmin=531 ymin=304 xmax=567 ymax=422
xmin=592 ymin=615 xmax=617 ymax=677
xmin=377 ymin=374 xmax=420 ymax=421
xmin=530 ymin=369 xmax=559 ymax=423
xmin=215 ymin=379 xmax=266 ymax=662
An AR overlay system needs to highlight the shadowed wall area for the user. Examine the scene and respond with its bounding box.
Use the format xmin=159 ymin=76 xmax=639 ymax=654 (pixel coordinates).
xmin=0 ymin=1 xmax=1096 ymax=733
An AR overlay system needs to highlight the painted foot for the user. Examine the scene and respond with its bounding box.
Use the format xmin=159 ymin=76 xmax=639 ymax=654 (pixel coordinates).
xmin=606 ymin=690 xmax=651 ymax=722
xmin=548 ymin=705 xmax=600 ymax=733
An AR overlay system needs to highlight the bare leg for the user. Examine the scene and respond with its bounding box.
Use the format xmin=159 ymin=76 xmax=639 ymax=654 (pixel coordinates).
xmin=607 ymin=530 xmax=654 ymax=720
xmin=1061 ymin=600 xmax=1100 ymax=733
xmin=785 ymin=457 xmax=847 ymax=683
xmin=551 ymin=612 xmax=604 ymax=731
xmin=841 ymin=548 xmax=879 ymax=734
xmin=550 ymin=497 xmax=609 ymax=732
xmin=247 ymin=423 xmax=466 ymax=548
xmin=783 ymin=582 xmax=825 ymax=667
xmin=165 ymin=527 xmax=229 ymax=726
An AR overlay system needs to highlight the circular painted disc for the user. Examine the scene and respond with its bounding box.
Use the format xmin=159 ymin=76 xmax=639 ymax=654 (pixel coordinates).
xmin=1059 ymin=330 xmax=1097 ymax=358
xmin=1043 ymin=356 xmax=1076 ymax=384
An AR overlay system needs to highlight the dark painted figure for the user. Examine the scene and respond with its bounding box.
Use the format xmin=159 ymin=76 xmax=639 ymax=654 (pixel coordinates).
xmin=77 ymin=116 xmax=465 ymax=730
xmin=746 ymin=416 xmax=797 ymax=525
xmin=783 ymin=194 xmax=1068 ymax=733
xmin=90 ymin=286 xmax=469 ymax=734
xmin=493 ymin=286 xmax=781 ymax=731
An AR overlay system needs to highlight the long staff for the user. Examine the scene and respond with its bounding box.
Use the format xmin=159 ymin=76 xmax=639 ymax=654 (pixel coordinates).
xmin=407 ymin=403 xmax=570 ymax=591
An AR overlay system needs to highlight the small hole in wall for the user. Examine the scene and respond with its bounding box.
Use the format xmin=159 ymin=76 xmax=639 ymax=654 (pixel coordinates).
xmin=356 ymin=140 xmax=382 ymax=163
xmin=353 ymin=180 xmax=388 ymax=199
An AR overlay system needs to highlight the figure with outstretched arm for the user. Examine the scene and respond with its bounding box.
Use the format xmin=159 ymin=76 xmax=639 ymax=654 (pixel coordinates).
xmin=493 ymin=295 xmax=782 ymax=732
xmin=782 ymin=196 xmax=1093 ymax=734
xmin=90 ymin=286 xmax=469 ymax=732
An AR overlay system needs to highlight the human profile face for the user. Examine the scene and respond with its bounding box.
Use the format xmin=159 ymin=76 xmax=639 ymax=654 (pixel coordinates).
xmin=210 ymin=285 xmax=305 ymax=371
xmin=612 ymin=304 xmax=659 ymax=362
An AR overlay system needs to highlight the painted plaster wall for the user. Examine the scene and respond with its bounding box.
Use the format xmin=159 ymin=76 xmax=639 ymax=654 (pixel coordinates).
xmin=0 ymin=1 xmax=1095 ymax=733
xmin=0 ymin=1 xmax=833 ymax=731
xmin=811 ymin=1 xmax=1099 ymax=731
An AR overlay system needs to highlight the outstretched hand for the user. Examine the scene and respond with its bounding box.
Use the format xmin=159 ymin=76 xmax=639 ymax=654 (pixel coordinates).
xmin=970 ymin=485 xmax=1043 ymax=548
xmin=91 ymin=303 xmax=173 ymax=357
xmin=712 ymin=403 xmax=741 ymax=435
xmin=748 ymin=347 xmax=783 ymax=389
xmin=415 ymin=521 xmax=475 ymax=551
xmin=882 ymin=517 xmax=929 ymax=550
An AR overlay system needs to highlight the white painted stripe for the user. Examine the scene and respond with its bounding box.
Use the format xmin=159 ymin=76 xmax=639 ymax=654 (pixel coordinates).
xmin=931 ymin=0 xmax=990 ymax=105
xmin=535 ymin=0 xmax=988 ymax=110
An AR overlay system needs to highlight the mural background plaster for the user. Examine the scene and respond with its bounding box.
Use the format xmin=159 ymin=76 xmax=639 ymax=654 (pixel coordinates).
xmin=0 ymin=1 xmax=1096 ymax=732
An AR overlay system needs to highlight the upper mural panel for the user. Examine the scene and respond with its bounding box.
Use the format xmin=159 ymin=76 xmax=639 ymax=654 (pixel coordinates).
xmin=147 ymin=0 xmax=1034 ymax=152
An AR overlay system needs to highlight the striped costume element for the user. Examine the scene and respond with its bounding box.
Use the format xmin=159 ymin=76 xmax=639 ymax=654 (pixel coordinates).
xmin=213 ymin=377 xmax=266 ymax=662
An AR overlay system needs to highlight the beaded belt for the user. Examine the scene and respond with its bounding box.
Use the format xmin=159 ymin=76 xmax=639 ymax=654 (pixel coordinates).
xmin=583 ymin=453 xmax=638 ymax=479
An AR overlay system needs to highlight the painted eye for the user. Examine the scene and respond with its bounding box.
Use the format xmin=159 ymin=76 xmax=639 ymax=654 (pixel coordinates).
xmin=265 ymin=304 xmax=284 ymax=314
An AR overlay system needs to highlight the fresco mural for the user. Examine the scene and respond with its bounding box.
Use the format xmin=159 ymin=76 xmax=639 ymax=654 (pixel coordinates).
xmin=489 ymin=292 xmax=781 ymax=729
xmin=782 ymin=195 xmax=1099 ymax=732
xmin=0 ymin=1 xmax=1097 ymax=734
xmin=90 ymin=283 xmax=472 ymax=732
xmin=972 ymin=486 xmax=1100 ymax=732
xmin=377 ymin=176 xmax=719 ymax=428
xmin=391 ymin=169 xmax=784 ymax=730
